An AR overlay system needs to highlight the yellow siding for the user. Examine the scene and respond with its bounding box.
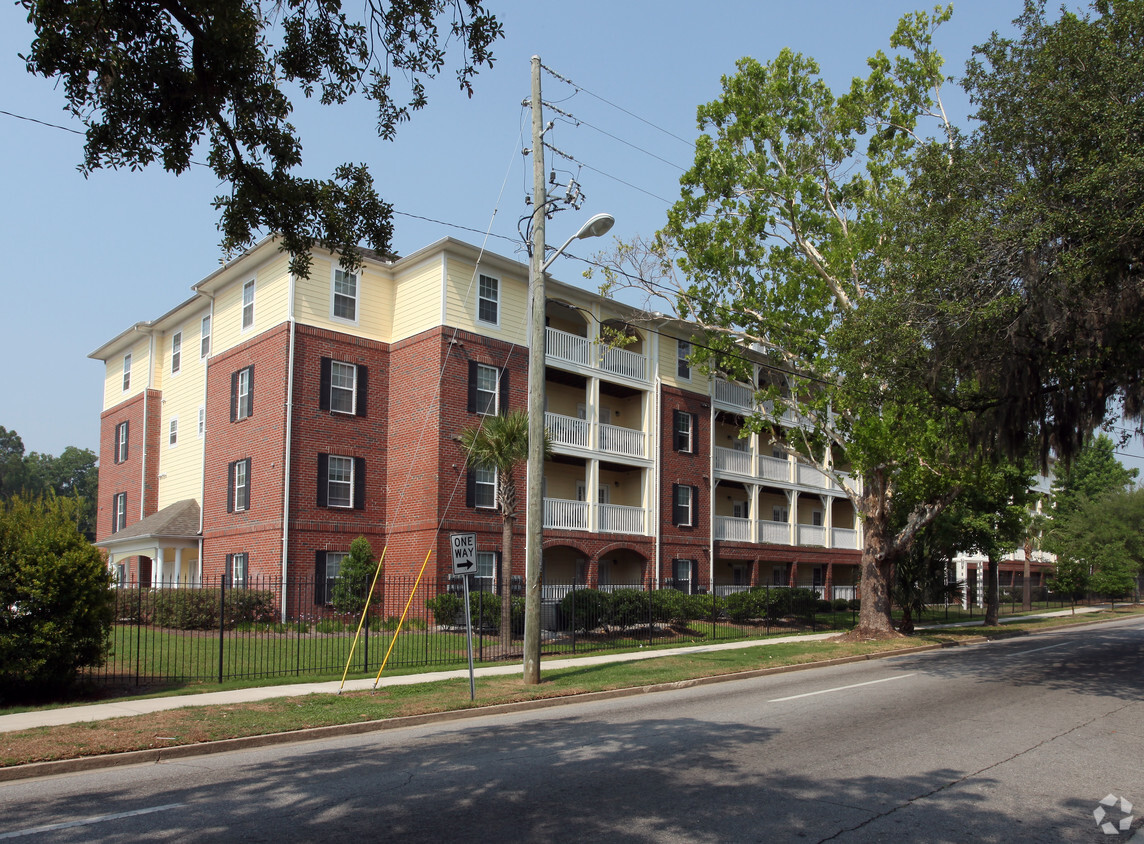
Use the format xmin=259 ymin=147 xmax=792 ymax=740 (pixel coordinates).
xmin=293 ymin=254 xmax=396 ymax=342
xmin=211 ymin=252 xmax=291 ymax=356
xmin=156 ymin=310 xmax=209 ymax=510
xmin=102 ymin=335 xmax=152 ymax=411
xmin=442 ymin=256 xmax=528 ymax=345
xmin=658 ymin=333 xmax=709 ymax=394
xmin=391 ymin=256 xmax=444 ymax=341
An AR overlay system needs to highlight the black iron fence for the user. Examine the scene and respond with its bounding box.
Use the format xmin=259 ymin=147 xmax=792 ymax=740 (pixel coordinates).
xmin=87 ymin=576 xmax=1130 ymax=689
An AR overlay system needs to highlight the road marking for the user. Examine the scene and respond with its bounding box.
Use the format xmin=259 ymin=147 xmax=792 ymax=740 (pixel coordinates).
xmin=0 ymin=803 xmax=184 ymax=840
xmin=768 ymin=673 xmax=915 ymax=703
xmin=1008 ymin=642 xmax=1073 ymax=656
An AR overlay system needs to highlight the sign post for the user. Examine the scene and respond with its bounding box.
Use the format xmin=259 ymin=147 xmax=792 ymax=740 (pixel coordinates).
xmin=450 ymin=533 xmax=477 ymax=700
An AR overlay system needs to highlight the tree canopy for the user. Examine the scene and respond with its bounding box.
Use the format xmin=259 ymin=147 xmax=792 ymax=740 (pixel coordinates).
xmin=19 ymin=0 xmax=503 ymax=276
xmin=0 ymin=427 xmax=98 ymax=539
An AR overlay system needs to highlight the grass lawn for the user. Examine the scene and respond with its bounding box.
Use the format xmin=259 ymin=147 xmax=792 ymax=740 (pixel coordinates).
xmin=2 ymin=606 xmax=1140 ymax=769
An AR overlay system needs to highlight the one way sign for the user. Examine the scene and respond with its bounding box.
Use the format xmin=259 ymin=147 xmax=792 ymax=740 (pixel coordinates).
xmin=450 ymin=533 xmax=477 ymax=576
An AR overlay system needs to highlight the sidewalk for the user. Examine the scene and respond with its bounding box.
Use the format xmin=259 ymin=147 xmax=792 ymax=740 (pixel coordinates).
xmin=0 ymin=605 xmax=1109 ymax=734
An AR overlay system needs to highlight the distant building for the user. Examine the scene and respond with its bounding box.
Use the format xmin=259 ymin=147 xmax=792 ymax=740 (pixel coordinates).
xmin=90 ymin=237 xmax=863 ymax=613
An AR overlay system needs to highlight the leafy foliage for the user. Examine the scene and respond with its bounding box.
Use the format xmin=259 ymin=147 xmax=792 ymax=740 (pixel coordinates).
xmin=0 ymin=426 xmax=98 ymax=539
xmin=1048 ymin=487 xmax=1144 ymax=599
xmin=330 ymin=536 xmax=380 ymax=616
xmin=0 ymin=496 xmax=114 ymax=700
xmin=19 ymin=0 xmax=503 ymax=275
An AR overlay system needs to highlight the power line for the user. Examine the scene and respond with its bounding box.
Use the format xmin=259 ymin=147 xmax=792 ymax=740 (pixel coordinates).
xmin=0 ymin=108 xmax=84 ymax=136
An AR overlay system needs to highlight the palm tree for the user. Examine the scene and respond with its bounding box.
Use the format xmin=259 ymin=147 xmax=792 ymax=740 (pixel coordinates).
xmin=457 ymin=410 xmax=549 ymax=653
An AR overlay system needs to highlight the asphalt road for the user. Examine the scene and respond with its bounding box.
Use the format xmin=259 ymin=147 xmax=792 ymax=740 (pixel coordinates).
xmin=2 ymin=617 xmax=1141 ymax=843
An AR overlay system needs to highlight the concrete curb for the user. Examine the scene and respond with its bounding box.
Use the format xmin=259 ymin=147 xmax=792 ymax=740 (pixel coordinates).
xmin=0 ymin=638 xmax=968 ymax=783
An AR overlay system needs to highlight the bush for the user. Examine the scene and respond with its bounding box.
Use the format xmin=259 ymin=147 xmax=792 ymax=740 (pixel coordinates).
xmin=330 ymin=537 xmax=380 ymax=616
xmin=0 ymin=496 xmax=114 ymax=700
xmin=560 ymin=588 xmax=611 ymax=632
xmin=608 ymin=588 xmax=649 ymax=629
xmin=426 ymin=592 xmax=462 ymax=628
xmin=832 ymin=598 xmax=850 ymax=612
xmin=848 ymin=598 xmax=861 ymax=612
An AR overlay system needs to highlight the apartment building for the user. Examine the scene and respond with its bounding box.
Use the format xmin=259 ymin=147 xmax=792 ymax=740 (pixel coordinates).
xmin=91 ymin=236 xmax=863 ymax=610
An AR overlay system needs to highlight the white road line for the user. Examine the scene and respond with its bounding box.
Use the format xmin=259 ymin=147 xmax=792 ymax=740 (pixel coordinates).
xmin=0 ymin=803 xmax=185 ymax=840
xmin=1008 ymin=642 xmax=1073 ymax=656
xmin=768 ymin=673 xmax=916 ymax=703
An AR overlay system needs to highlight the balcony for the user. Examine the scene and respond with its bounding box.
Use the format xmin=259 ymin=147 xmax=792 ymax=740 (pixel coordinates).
xmin=714 ymin=515 xmax=752 ymax=542
xmin=546 ymin=326 xmax=648 ymax=382
xmin=543 ymin=498 xmax=647 ymax=535
xmin=545 ymin=412 xmax=646 ymax=459
xmin=714 ymin=446 xmax=859 ymax=494
xmin=714 ymin=517 xmax=859 ymax=550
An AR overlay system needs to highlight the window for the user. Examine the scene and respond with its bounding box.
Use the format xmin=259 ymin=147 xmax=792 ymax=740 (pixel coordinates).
xmin=673 ymin=410 xmax=696 ymax=453
xmin=476 ymin=550 xmax=496 ymax=591
xmin=672 ymin=484 xmax=698 ymax=527
xmin=677 ymin=339 xmax=691 ymax=379
xmin=319 ymin=551 xmax=347 ymax=604
xmin=477 ymin=274 xmax=498 ymax=325
xmin=327 ymin=456 xmax=354 ymax=507
xmin=468 ymin=362 xmax=504 ymax=416
xmin=114 ymin=421 xmax=129 ymax=464
xmin=231 ymin=366 xmax=253 ymax=421
xmin=473 ymin=466 xmax=496 ymax=509
xmin=227 ymin=458 xmax=251 ymax=513
xmin=332 ymin=268 xmax=358 ymax=322
xmin=198 ymin=406 xmax=205 ymax=437
xmin=226 ymin=552 xmax=248 ymax=588
xmin=317 ymin=454 xmax=365 ymax=509
xmin=812 ymin=510 xmax=823 ymax=527
xmin=672 ymin=559 xmax=696 ymax=594
xmin=772 ymin=506 xmax=789 ymax=522
xmin=200 ymin=315 xmax=211 ymax=358
xmin=772 ymin=445 xmax=786 ymax=460
xmin=320 ymin=358 xmax=368 ymax=416
xmin=242 ymin=279 xmax=255 ymax=330
xmin=169 ymin=417 xmax=178 ymax=447
xmin=171 ymin=331 xmax=182 ymax=374
xmin=112 ymin=492 xmax=127 ymax=533
xmin=122 ymin=353 xmax=132 ymax=392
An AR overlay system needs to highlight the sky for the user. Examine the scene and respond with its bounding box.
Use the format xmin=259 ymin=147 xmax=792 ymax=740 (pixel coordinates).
xmin=1 ymin=0 xmax=1140 ymax=474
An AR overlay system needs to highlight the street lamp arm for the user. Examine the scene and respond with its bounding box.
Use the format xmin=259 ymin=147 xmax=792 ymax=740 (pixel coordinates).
xmin=540 ymin=213 xmax=615 ymax=274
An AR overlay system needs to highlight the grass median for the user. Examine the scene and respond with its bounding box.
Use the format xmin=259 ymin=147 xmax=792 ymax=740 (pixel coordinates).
xmin=2 ymin=607 xmax=1140 ymax=769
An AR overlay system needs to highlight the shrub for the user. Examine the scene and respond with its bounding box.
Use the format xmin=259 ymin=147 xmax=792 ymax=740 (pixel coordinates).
xmin=848 ymin=598 xmax=861 ymax=612
xmin=608 ymin=588 xmax=650 ymax=629
xmin=832 ymin=598 xmax=850 ymax=612
xmin=0 ymin=496 xmax=114 ymax=700
xmin=426 ymin=592 xmax=462 ymax=628
xmin=330 ymin=537 xmax=381 ymax=616
xmin=560 ymin=588 xmax=611 ymax=632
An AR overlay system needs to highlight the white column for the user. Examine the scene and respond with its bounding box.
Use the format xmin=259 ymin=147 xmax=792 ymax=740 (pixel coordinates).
xmin=155 ymin=547 xmax=166 ymax=586
xmin=174 ymin=547 xmax=184 ymax=587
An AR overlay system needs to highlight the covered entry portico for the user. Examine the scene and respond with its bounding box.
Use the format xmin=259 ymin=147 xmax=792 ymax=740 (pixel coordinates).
xmin=96 ymin=499 xmax=201 ymax=586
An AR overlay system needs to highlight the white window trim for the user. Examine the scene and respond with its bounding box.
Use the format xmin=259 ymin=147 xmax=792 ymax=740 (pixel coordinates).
xmin=477 ymin=274 xmax=500 ymax=328
xmin=474 ymin=466 xmax=497 ymax=509
xmin=230 ymin=552 xmax=248 ymax=587
xmin=476 ymin=550 xmax=496 ymax=589
xmin=236 ymin=367 xmax=252 ymax=420
xmin=171 ymin=330 xmax=182 ymax=375
xmin=116 ymin=422 xmax=128 ymax=463
xmin=475 ymin=363 xmax=499 ymax=416
xmin=330 ymin=267 xmax=360 ymax=325
xmin=330 ymin=361 xmax=358 ymax=415
xmin=169 ymin=417 xmax=179 ymax=448
xmin=198 ymin=406 xmax=205 ymax=438
xmin=200 ymin=314 xmax=211 ymax=359
xmin=327 ymin=455 xmax=355 ymax=508
xmin=677 ymin=410 xmax=693 ymax=453
xmin=677 ymin=485 xmax=694 ymax=527
xmin=241 ymin=279 xmax=255 ymax=332
xmin=113 ymin=492 xmax=126 ymax=532
xmin=234 ymin=459 xmax=249 ymax=512
xmin=122 ymin=353 xmax=132 ymax=392
xmin=324 ymin=551 xmax=348 ymax=604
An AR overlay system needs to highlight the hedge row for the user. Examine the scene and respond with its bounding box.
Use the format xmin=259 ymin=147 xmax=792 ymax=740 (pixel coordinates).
xmin=114 ymin=588 xmax=279 ymax=629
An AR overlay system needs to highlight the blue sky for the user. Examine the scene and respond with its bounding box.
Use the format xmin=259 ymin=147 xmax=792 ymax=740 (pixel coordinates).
xmin=2 ymin=0 xmax=1139 ymax=473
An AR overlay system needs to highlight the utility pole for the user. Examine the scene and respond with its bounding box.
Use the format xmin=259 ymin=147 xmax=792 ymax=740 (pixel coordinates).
xmin=523 ymin=54 xmax=546 ymax=685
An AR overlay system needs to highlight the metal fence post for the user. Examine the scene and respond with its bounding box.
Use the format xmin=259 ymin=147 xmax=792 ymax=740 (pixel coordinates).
xmin=218 ymin=574 xmax=227 ymax=685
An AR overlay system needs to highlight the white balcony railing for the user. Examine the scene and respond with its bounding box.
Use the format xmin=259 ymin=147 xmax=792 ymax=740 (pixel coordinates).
xmin=599 ymin=423 xmax=645 ymax=458
xmin=713 ymin=378 xmax=754 ymax=411
xmin=544 ymin=498 xmax=589 ymax=531
xmin=759 ymin=520 xmax=792 ymax=545
xmin=798 ymin=525 xmax=827 ymax=547
xmin=545 ymin=326 xmax=592 ymax=366
xmin=545 ymin=412 xmax=590 ymax=449
xmin=714 ymin=515 xmax=752 ymax=542
xmin=796 ymin=463 xmax=830 ymax=489
xmin=831 ymin=527 xmax=859 ymax=549
xmin=758 ymin=454 xmax=791 ymax=482
xmin=599 ymin=344 xmax=647 ymax=381
xmin=714 ymin=445 xmax=753 ymax=476
xmin=599 ymin=503 xmax=646 ymax=534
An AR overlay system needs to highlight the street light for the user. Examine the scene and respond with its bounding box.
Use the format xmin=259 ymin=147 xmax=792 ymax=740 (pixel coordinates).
xmin=540 ymin=213 xmax=615 ymax=274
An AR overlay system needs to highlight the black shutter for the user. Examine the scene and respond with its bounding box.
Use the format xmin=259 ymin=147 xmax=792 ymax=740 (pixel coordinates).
xmin=467 ymin=361 xmax=478 ymax=412
xmin=319 ymin=358 xmax=331 ymax=411
xmin=672 ymin=411 xmax=684 ymax=451
xmin=671 ymin=484 xmax=683 ymax=525
xmin=465 ymin=470 xmax=476 ymax=508
xmin=225 ymin=553 xmax=234 ymax=585
xmin=353 ymin=457 xmax=365 ymax=510
xmin=227 ymin=461 xmax=235 ymax=513
xmin=498 ymin=368 xmax=509 ymax=415
xmin=691 ymin=485 xmax=700 ymax=526
xmin=317 ymin=454 xmax=329 ymax=506
xmin=355 ymin=365 xmax=368 ymax=417
xmin=113 ymin=424 xmax=121 ymax=464
xmin=230 ymin=371 xmax=238 ymax=422
xmin=314 ymin=550 xmax=326 ymax=605
xmin=243 ymin=458 xmax=252 ymax=511
xmin=246 ymin=366 xmax=254 ymax=416
xmin=691 ymin=413 xmax=699 ymax=454
xmin=110 ymin=496 xmax=117 ymax=533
